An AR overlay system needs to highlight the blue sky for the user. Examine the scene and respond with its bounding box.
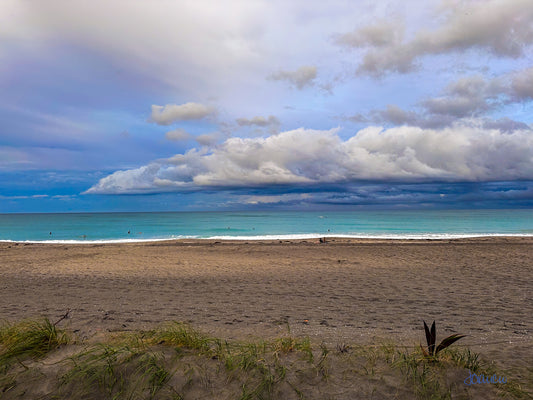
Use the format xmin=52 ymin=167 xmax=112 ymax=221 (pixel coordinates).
xmin=1 ymin=0 xmax=533 ymax=212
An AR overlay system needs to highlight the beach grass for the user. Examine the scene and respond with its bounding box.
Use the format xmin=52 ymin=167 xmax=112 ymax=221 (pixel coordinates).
xmin=0 ymin=317 xmax=69 ymax=369
xmin=0 ymin=319 xmax=530 ymax=399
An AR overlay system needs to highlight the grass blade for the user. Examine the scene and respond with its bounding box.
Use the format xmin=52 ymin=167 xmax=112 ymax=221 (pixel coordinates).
xmin=419 ymin=343 xmax=429 ymax=358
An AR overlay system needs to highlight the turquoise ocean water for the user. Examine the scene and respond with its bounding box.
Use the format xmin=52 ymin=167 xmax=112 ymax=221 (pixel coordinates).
xmin=0 ymin=210 xmax=532 ymax=243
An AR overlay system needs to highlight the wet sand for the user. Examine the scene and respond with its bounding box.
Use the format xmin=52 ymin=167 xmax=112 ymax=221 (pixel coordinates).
xmin=1 ymin=237 xmax=532 ymax=375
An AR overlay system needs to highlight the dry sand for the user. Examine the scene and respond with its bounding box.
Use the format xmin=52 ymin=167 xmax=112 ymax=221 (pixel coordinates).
xmin=1 ymin=237 xmax=532 ymax=380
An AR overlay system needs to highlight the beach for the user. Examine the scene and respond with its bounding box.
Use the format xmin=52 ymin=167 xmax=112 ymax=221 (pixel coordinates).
xmin=1 ymin=237 xmax=532 ymax=397
xmin=1 ymin=237 xmax=531 ymax=347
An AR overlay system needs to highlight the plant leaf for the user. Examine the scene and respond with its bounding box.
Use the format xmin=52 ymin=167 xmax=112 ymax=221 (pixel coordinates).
xmin=423 ymin=321 xmax=430 ymax=347
xmin=423 ymin=320 xmax=436 ymax=355
xmin=435 ymin=334 xmax=466 ymax=354
xmin=430 ymin=321 xmax=436 ymax=356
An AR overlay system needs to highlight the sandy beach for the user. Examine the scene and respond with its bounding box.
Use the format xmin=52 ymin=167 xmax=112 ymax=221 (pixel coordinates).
xmin=1 ymin=237 xmax=532 ymax=395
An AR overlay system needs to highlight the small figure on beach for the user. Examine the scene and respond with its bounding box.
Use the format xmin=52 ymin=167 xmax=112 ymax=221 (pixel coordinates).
xmin=319 ymin=237 xmax=327 ymax=243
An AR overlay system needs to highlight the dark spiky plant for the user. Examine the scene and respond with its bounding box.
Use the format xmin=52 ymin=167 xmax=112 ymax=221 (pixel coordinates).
xmin=421 ymin=321 xmax=465 ymax=358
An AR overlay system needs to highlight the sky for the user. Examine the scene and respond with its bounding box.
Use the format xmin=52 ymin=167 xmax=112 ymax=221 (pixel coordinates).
xmin=1 ymin=0 xmax=533 ymax=212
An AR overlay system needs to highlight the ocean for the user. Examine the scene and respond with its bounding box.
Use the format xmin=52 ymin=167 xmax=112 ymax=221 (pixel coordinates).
xmin=0 ymin=209 xmax=532 ymax=243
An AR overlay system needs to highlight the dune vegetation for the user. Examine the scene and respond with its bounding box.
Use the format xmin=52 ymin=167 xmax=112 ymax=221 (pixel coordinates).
xmin=1 ymin=318 xmax=530 ymax=399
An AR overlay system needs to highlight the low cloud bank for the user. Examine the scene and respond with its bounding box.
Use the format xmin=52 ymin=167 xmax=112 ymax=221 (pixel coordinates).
xmin=86 ymin=126 xmax=533 ymax=194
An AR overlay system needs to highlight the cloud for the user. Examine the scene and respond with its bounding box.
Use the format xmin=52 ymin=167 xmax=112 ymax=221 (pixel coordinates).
xmin=51 ymin=194 xmax=75 ymax=200
xmin=510 ymin=67 xmax=533 ymax=101
xmin=236 ymin=115 xmax=280 ymax=128
xmin=334 ymin=21 xmax=403 ymax=48
xmin=366 ymin=105 xmax=530 ymax=132
xmin=481 ymin=118 xmax=530 ymax=133
xmin=336 ymin=0 xmax=533 ymax=76
xmin=86 ymin=164 xmax=166 ymax=194
xmin=165 ymin=128 xmax=221 ymax=146
xmin=356 ymin=68 xmax=533 ymax=130
xmin=195 ymin=132 xmax=221 ymax=147
xmin=355 ymin=105 xmax=454 ymax=129
xmin=242 ymin=193 xmax=311 ymax=205
xmin=150 ymin=103 xmax=213 ymax=126
xmin=269 ymin=66 xmax=317 ymax=89
xmin=85 ymin=126 xmax=533 ymax=194
xmin=165 ymin=128 xmax=192 ymax=141
xmin=235 ymin=115 xmax=281 ymax=135
xmin=375 ymin=105 xmax=421 ymax=126
xmin=206 ymin=181 xmax=533 ymax=209
xmin=421 ymin=75 xmax=504 ymax=117
xmin=304 ymin=181 xmax=533 ymax=208
xmin=0 ymin=194 xmax=49 ymax=200
xmin=5 ymin=0 xmax=273 ymax=96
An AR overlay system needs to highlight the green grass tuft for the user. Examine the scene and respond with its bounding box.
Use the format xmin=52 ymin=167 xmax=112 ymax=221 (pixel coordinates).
xmin=0 ymin=318 xmax=69 ymax=367
xmin=151 ymin=322 xmax=211 ymax=353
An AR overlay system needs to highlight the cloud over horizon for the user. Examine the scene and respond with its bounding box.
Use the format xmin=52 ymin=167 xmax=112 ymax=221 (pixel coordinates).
xmin=86 ymin=125 xmax=533 ymax=195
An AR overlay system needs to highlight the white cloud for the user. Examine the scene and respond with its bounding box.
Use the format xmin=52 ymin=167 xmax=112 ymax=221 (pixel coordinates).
xmin=51 ymin=195 xmax=75 ymax=200
xmin=150 ymin=103 xmax=213 ymax=125
xmin=86 ymin=164 xmax=167 ymax=194
xmin=86 ymin=126 xmax=533 ymax=194
xmin=0 ymin=194 xmax=49 ymax=200
xmin=269 ymin=66 xmax=317 ymax=89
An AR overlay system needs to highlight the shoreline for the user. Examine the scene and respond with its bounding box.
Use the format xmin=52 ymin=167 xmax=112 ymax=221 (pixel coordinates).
xmin=2 ymin=233 xmax=533 ymax=245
